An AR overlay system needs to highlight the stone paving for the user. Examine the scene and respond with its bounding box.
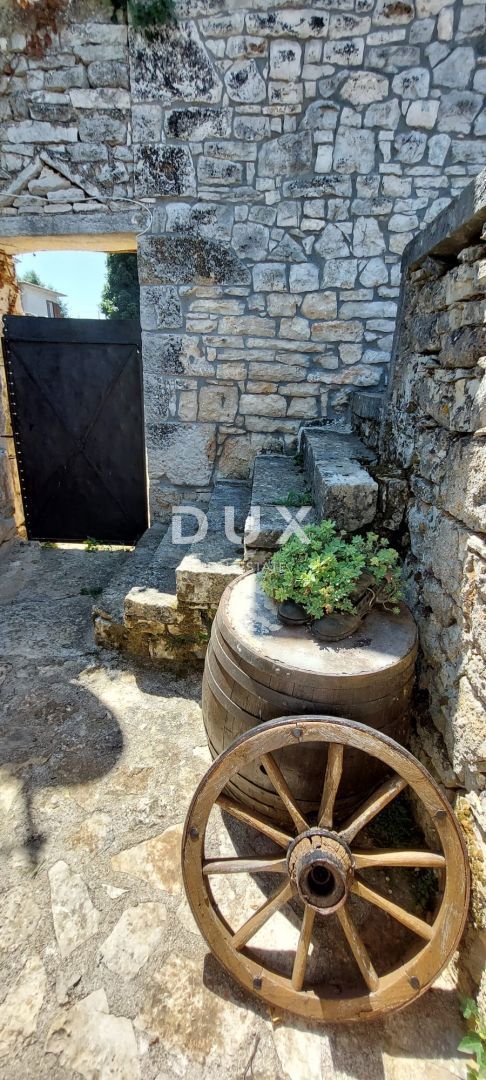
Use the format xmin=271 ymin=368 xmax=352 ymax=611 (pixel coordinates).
xmin=0 ymin=539 xmax=470 ymax=1079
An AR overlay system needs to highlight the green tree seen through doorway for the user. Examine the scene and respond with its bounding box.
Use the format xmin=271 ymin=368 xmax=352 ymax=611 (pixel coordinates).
xmin=101 ymin=253 xmax=140 ymax=321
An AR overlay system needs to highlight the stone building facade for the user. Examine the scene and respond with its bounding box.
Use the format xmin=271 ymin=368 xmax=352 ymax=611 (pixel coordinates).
xmin=0 ymin=0 xmax=484 ymax=515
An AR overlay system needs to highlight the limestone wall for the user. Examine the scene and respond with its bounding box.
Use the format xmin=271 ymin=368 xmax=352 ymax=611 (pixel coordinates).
xmin=379 ymin=176 xmax=485 ymax=996
xmin=0 ymin=0 xmax=484 ymax=511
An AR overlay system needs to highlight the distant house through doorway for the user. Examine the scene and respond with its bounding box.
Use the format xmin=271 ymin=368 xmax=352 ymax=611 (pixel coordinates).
xmin=19 ymin=278 xmax=66 ymax=319
xmin=16 ymin=250 xmax=109 ymax=320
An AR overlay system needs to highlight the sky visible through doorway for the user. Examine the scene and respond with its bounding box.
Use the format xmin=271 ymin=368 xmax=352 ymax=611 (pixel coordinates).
xmin=16 ymin=251 xmax=108 ymax=319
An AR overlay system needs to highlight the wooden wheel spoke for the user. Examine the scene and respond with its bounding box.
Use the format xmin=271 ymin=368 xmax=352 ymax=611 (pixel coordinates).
xmin=203 ymin=856 xmax=288 ymax=875
xmin=340 ymin=775 xmax=408 ymax=844
xmin=318 ymin=743 xmax=344 ymax=828
xmin=232 ymin=881 xmax=293 ymax=951
xmin=354 ymin=849 xmax=446 ymax=870
xmin=351 ymin=878 xmax=434 ymax=941
xmin=292 ymin=905 xmax=316 ymax=991
xmin=217 ymin=794 xmax=293 ymax=850
xmin=337 ymin=906 xmax=379 ymax=992
xmin=261 ymin=753 xmax=308 ymax=834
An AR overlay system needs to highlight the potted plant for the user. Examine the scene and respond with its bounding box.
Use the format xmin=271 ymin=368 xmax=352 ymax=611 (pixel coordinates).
xmin=261 ymin=520 xmax=403 ymax=641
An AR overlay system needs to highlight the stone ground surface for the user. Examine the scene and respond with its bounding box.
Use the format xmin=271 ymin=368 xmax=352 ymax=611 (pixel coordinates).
xmin=0 ymin=539 xmax=470 ymax=1080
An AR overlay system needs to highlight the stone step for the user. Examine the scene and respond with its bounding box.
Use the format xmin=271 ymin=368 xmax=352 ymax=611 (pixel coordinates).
xmin=176 ymin=479 xmax=250 ymax=608
xmin=243 ymin=453 xmax=315 ymax=565
xmin=93 ymin=522 xmax=169 ymax=650
xmin=94 ymin=482 xmax=251 ymax=661
xmin=302 ymin=427 xmax=378 ymax=531
xmin=123 ymin=521 xmax=192 ymax=631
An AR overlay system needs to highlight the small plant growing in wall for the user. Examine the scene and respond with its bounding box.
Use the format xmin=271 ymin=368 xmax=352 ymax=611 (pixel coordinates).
xmin=281 ymin=488 xmax=313 ymax=508
xmin=128 ymin=0 xmax=175 ymax=31
xmin=13 ymin=0 xmax=175 ymax=58
xmin=458 ymin=999 xmax=486 ymax=1078
xmin=111 ymin=0 xmax=175 ymax=31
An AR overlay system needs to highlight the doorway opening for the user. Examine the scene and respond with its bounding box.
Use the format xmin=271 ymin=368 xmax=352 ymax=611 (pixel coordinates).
xmin=2 ymin=245 xmax=146 ymax=545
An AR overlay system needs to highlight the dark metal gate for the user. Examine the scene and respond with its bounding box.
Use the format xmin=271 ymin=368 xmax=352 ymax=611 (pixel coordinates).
xmin=2 ymin=315 xmax=148 ymax=544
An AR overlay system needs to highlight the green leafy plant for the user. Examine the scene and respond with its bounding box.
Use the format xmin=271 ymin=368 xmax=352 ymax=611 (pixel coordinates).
xmin=459 ymin=999 xmax=486 ymax=1078
xmin=261 ymin=520 xmax=402 ymax=621
xmin=281 ymin=488 xmax=313 ymax=508
xmin=84 ymin=537 xmax=100 ymax=553
xmin=111 ymin=0 xmax=175 ymax=31
xmin=101 ymin=254 xmax=140 ymax=320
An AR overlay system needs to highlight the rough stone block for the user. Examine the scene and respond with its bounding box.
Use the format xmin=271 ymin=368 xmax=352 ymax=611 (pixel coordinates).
xmin=301 ymin=292 xmax=338 ymax=318
xmin=333 ymin=127 xmax=375 ymax=173
xmin=138 ymin=236 xmax=250 ymax=287
xmin=132 ymin=104 xmax=162 ymax=143
xmin=417 ymin=366 xmax=486 ymax=433
xmin=70 ymin=88 xmax=130 ymax=110
xmin=139 ymin=286 xmax=182 ymax=331
xmin=252 ymin=264 xmax=287 ymax=292
xmin=407 ymin=499 xmax=471 ymax=594
xmin=258 ymin=132 xmax=312 ymax=178
xmin=45 ymin=67 xmax=88 ymax=91
xmin=78 ymin=114 xmax=126 ymax=144
xmin=176 ymin=550 xmax=242 ymax=608
xmin=87 ymin=61 xmax=129 ymax=90
xmin=438 ymin=325 xmax=486 ymax=369
xmin=130 ymin=23 xmax=222 ymax=104
xmin=124 ymin=587 xmax=178 ymax=628
xmin=165 ymin=106 xmax=232 ymax=140
xmin=303 ymin=429 xmax=378 ymax=530
xmin=147 ymin=422 xmax=216 ymax=487
xmin=434 ymin=436 xmax=486 ymax=533
xmin=246 ymin=9 xmax=329 ymax=37
xmin=143 ymin=333 xmax=210 ymax=378
xmin=239 ymin=394 xmax=283 ymax=417
xmin=323 ymin=38 xmax=364 ymax=66
xmin=225 ymin=59 xmax=266 ymax=102
xmin=135 ymin=145 xmax=196 ymax=197
xmin=165 ymin=202 xmax=233 ymax=243
xmin=198 ymin=384 xmax=238 ymax=422
xmin=197 ymin=156 xmax=243 ymax=186
xmin=4 ymin=121 xmax=78 ymax=143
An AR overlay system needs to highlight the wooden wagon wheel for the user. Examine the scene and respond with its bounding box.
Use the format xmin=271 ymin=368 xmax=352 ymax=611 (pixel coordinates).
xmin=182 ymin=716 xmax=470 ymax=1023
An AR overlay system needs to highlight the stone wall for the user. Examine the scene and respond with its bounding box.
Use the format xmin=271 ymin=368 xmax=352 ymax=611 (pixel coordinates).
xmin=0 ymin=0 xmax=484 ymax=511
xmin=379 ymin=172 xmax=485 ymax=998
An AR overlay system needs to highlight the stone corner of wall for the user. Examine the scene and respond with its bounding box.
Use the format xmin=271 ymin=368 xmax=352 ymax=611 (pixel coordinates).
xmin=402 ymin=167 xmax=486 ymax=272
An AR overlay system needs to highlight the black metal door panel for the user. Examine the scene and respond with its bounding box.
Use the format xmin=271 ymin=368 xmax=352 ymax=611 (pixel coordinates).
xmin=2 ymin=316 xmax=148 ymax=544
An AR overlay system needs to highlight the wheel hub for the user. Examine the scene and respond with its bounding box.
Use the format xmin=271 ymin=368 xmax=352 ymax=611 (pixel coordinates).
xmin=287 ymin=828 xmax=354 ymax=914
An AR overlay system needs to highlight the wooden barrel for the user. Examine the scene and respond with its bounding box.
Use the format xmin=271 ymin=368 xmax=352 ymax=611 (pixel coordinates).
xmin=202 ymin=571 xmax=417 ymax=825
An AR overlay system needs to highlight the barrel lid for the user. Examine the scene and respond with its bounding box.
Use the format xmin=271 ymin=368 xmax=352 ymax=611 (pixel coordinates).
xmin=219 ymin=572 xmax=417 ymax=683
